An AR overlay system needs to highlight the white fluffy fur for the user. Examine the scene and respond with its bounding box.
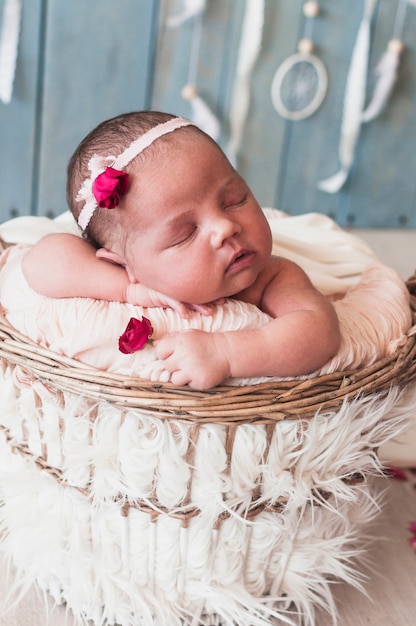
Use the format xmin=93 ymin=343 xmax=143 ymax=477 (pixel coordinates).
xmin=0 ymin=364 xmax=414 ymax=626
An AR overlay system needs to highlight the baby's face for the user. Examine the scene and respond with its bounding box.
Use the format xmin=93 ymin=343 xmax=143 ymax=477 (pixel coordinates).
xmin=120 ymin=133 xmax=272 ymax=305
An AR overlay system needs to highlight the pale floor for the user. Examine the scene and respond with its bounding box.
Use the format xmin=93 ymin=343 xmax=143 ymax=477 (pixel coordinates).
xmin=1 ymin=230 xmax=415 ymax=625
xmin=352 ymin=229 xmax=416 ymax=282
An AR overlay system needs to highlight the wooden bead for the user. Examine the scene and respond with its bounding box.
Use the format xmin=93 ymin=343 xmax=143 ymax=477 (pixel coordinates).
xmin=303 ymin=1 xmax=320 ymax=18
xmin=298 ymin=38 xmax=314 ymax=54
xmin=181 ymin=85 xmax=197 ymax=101
xmin=388 ymin=39 xmax=404 ymax=54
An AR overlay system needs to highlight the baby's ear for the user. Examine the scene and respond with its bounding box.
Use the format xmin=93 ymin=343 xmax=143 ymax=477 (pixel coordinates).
xmin=96 ymin=248 xmax=137 ymax=283
xmin=96 ymin=247 xmax=126 ymax=266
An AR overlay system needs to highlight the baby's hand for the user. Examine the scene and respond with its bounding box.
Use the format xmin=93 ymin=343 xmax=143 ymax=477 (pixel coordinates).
xmin=155 ymin=330 xmax=231 ymax=389
xmin=125 ymin=283 xmax=219 ymax=318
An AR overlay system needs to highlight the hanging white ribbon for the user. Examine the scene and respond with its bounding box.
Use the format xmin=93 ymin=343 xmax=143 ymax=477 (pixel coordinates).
xmin=318 ymin=0 xmax=377 ymax=193
xmin=226 ymin=0 xmax=265 ymax=165
xmin=0 ymin=0 xmax=21 ymax=104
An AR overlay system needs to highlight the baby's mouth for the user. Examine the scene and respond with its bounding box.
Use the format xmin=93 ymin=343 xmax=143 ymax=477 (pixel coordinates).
xmin=226 ymin=250 xmax=255 ymax=274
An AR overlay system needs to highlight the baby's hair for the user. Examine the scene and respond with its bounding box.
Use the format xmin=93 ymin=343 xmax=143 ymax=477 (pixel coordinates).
xmin=67 ymin=110 xmax=196 ymax=248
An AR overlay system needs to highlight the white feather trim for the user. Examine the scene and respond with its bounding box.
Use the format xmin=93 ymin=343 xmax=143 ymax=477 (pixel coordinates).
xmin=362 ymin=44 xmax=401 ymax=123
xmin=318 ymin=0 xmax=377 ymax=193
xmin=0 ymin=370 xmax=412 ymax=625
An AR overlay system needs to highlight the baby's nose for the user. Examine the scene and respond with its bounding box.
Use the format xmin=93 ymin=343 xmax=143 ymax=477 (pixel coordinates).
xmin=211 ymin=216 xmax=240 ymax=248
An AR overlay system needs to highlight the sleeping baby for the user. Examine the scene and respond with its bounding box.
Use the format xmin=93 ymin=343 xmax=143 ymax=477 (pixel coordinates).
xmin=21 ymin=111 xmax=341 ymax=390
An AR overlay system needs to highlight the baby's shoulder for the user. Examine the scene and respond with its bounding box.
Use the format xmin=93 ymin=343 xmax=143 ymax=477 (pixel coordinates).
xmin=268 ymin=255 xmax=307 ymax=280
xmin=235 ymin=256 xmax=292 ymax=307
xmin=263 ymin=256 xmax=314 ymax=300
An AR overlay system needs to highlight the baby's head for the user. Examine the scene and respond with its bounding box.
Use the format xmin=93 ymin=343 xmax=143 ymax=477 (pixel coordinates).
xmin=67 ymin=110 xmax=272 ymax=304
xmin=67 ymin=111 xmax=191 ymax=248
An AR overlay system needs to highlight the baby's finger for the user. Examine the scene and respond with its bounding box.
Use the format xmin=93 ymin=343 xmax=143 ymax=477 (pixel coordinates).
xmin=166 ymin=299 xmax=190 ymax=319
xmin=170 ymin=369 xmax=192 ymax=387
xmin=188 ymin=303 xmax=214 ymax=316
xmin=153 ymin=334 xmax=177 ymax=359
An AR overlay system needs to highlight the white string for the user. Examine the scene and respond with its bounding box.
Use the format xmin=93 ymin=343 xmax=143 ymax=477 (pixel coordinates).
xmin=187 ymin=6 xmax=204 ymax=87
xmin=303 ymin=4 xmax=316 ymax=42
xmin=226 ymin=0 xmax=265 ymax=165
xmin=0 ymin=0 xmax=22 ymax=104
xmin=183 ymin=91 xmax=220 ymax=139
xmin=318 ymin=0 xmax=377 ymax=193
xmin=392 ymin=0 xmax=408 ymax=39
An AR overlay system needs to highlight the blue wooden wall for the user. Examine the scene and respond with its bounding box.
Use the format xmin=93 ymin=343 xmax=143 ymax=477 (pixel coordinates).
xmin=0 ymin=0 xmax=159 ymax=221
xmin=1 ymin=0 xmax=416 ymax=228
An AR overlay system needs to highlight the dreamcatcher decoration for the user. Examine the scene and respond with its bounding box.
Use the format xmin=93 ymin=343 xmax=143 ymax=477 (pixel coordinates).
xmin=362 ymin=0 xmax=410 ymax=122
xmin=271 ymin=1 xmax=328 ymax=121
xmin=318 ymin=0 xmax=377 ymax=194
xmin=226 ymin=0 xmax=265 ymax=165
xmin=0 ymin=0 xmax=22 ymax=104
xmin=168 ymin=0 xmax=220 ymax=140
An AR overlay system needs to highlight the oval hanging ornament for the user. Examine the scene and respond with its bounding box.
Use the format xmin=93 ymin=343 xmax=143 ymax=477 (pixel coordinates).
xmin=271 ymin=1 xmax=328 ymax=121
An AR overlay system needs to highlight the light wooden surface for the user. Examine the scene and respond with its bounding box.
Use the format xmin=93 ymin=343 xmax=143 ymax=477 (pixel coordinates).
xmin=1 ymin=475 xmax=415 ymax=626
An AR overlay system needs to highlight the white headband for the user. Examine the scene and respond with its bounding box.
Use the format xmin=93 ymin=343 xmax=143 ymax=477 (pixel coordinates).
xmin=76 ymin=117 xmax=194 ymax=231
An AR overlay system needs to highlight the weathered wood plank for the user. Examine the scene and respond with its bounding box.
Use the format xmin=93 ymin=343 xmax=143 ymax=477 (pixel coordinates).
xmin=0 ymin=0 xmax=44 ymax=222
xmin=36 ymin=0 xmax=159 ymax=217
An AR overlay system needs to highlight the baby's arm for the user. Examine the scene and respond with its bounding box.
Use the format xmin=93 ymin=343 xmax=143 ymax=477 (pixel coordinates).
xmin=22 ymin=233 xmax=212 ymax=317
xmin=155 ymin=258 xmax=340 ymax=389
xmin=23 ymin=233 xmax=129 ymax=301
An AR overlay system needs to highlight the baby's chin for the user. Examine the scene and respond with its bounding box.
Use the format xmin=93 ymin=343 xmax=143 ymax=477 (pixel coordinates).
xmin=171 ymin=276 xmax=258 ymax=308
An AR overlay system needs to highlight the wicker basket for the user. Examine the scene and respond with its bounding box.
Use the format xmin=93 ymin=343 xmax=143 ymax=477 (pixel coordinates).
xmin=0 ymin=277 xmax=416 ymax=422
xmin=0 ymin=275 xmax=415 ymax=626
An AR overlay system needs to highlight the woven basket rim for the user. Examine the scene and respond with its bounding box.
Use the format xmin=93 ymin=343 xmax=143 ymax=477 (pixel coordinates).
xmin=0 ymin=275 xmax=415 ymax=425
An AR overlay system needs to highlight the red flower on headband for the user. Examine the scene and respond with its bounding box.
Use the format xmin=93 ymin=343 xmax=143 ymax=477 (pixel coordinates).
xmin=92 ymin=167 xmax=129 ymax=209
xmin=119 ymin=317 xmax=153 ymax=354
